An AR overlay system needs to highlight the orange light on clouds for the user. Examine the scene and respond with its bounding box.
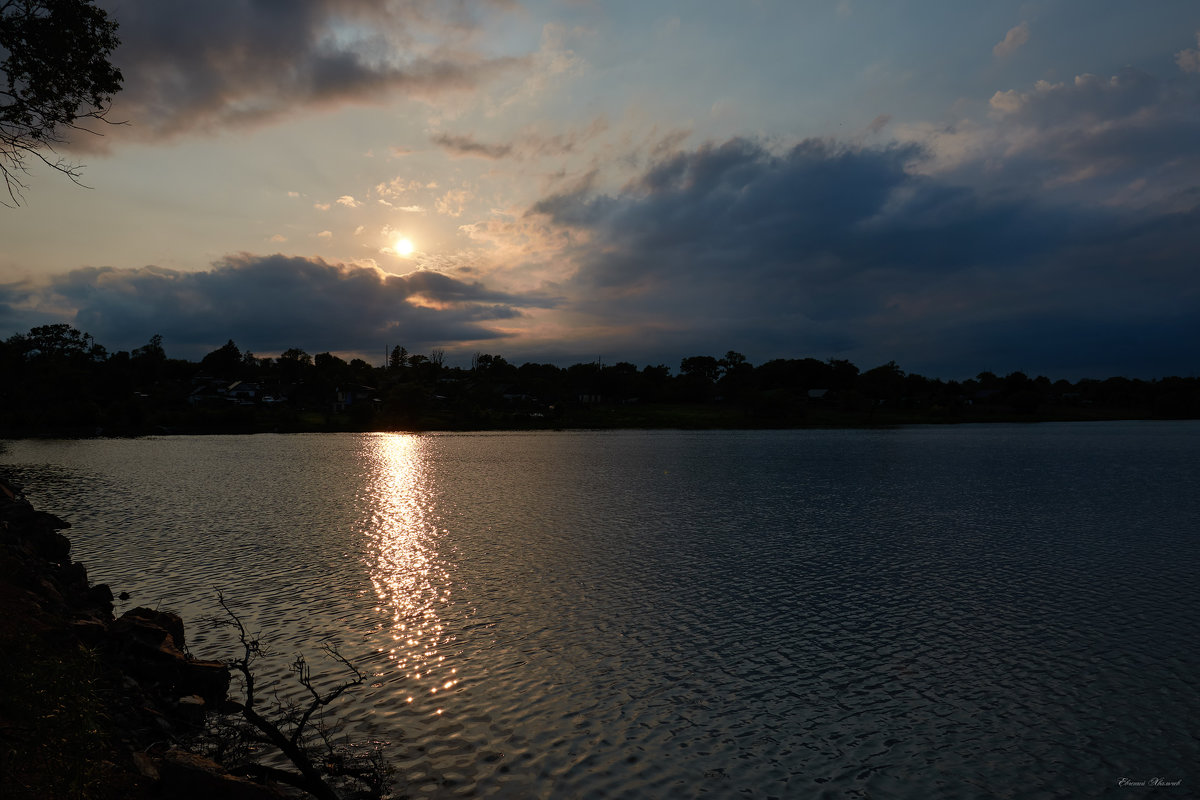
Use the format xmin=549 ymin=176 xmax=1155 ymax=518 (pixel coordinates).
xmin=406 ymin=295 xmax=453 ymax=311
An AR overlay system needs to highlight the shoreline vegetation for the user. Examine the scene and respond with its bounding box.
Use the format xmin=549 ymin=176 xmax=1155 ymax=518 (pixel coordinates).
xmin=0 ymin=473 xmax=389 ymax=799
xmin=2 ymin=324 xmax=1197 ymax=438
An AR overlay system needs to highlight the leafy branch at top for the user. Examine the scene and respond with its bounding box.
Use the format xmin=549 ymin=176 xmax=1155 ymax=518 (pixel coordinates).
xmin=0 ymin=0 xmax=124 ymax=205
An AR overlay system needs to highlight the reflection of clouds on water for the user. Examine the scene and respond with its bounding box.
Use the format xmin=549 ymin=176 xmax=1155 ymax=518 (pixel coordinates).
xmin=362 ymin=434 xmax=459 ymax=712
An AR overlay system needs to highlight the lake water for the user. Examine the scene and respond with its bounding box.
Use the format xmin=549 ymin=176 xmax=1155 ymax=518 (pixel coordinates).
xmin=2 ymin=424 xmax=1197 ymax=799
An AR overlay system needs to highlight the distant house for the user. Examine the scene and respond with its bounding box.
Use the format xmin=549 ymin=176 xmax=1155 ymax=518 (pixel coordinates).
xmin=501 ymin=387 xmax=533 ymax=403
xmin=334 ymin=385 xmax=378 ymax=412
xmin=188 ymin=376 xmax=229 ymax=407
xmin=226 ymin=381 xmax=262 ymax=404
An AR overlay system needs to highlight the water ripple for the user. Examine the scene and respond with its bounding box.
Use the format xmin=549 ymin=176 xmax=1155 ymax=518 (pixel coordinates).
xmin=2 ymin=425 xmax=1198 ymax=798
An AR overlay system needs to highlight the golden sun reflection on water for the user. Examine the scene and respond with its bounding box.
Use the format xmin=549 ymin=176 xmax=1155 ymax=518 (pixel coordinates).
xmin=363 ymin=434 xmax=458 ymax=709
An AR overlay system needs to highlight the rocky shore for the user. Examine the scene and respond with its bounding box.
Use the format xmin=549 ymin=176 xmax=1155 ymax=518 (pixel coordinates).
xmin=0 ymin=473 xmax=285 ymax=799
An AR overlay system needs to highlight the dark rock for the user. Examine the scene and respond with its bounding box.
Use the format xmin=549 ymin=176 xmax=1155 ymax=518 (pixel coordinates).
xmin=35 ymin=576 xmax=67 ymax=609
xmin=59 ymin=560 xmax=88 ymax=589
xmin=180 ymin=658 xmax=233 ymax=707
xmin=30 ymin=528 xmax=71 ymax=563
xmin=88 ymin=581 xmax=114 ymax=605
xmin=70 ymin=617 xmax=109 ymax=646
xmin=111 ymin=607 xmax=231 ymax=706
xmin=37 ymin=510 xmax=70 ymax=530
xmin=155 ymin=749 xmax=287 ymax=800
xmin=131 ymin=752 xmax=160 ymax=781
xmin=0 ymin=502 xmax=70 ymax=532
xmin=118 ymin=606 xmax=187 ymax=650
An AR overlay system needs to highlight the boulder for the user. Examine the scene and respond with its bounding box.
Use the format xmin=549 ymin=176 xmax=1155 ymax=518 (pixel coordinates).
xmin=111 ymin=607 xmax=231 ymax=706
xmin=118 ymin=606 xmax=187 ymax=649
xmin=155 ymin=749 xmax=287 ymax=800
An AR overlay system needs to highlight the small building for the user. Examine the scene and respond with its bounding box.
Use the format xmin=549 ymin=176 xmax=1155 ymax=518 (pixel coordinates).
xmin=227 ymin=381 xmax=263 ymax=404
xmin=334 ymin=385 xmax=378 ymax=412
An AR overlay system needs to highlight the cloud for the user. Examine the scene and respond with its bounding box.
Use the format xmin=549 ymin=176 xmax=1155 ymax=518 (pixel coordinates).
xmin=435 ymin=188 xmax=473 ymax=217
xmin=430 ymin=132 xmax=514 ymax=159
xmin=2 ymin=254 xmax=557 ymax=359
xmin=490 ymin=22 xmax=585 ymax=111
xmin=517 ymin=136 xmax=1200 ymax=378
xmin=907 ymin=66 xmax=1200 ymax=208
xmin=430 ymin=118 xmax=608 ymax=160
xmin=374 ymin=176 xmax=433 ymax=204
xmin=993 ymin=22 xmax=1030 ymax=59
xmin=987 ymin=71 xmax=1165 ymax=124
xmin=85 ymin=0 xmax=527 ymax=143
xmin=533 ymin=137 xmax=1029 ymax=292
xmin=1177 ymin=32 xmax=1200 ymax=73
xmin=336 ymin=195 xmax=362 ymax=208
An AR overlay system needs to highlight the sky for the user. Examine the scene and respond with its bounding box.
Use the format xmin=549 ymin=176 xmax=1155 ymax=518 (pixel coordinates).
xmin=2 ymin=0 xmax=1199 ymax=380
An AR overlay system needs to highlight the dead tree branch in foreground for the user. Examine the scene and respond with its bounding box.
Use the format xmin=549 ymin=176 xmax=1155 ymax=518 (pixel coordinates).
xmin=208 ymin=591 xmax=393 ymax=800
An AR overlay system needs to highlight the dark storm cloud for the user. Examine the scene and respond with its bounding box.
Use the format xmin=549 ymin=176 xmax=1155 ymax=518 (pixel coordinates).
xmin=92 ymin=0 xmax=523 ymax=140
xmin=9 ymin=254 xmax=554 ymax=359
xmin=535 ymin=137 xmax=1066 ymax=290
xmin=528 ymin=137 xmax=1200 ymax=378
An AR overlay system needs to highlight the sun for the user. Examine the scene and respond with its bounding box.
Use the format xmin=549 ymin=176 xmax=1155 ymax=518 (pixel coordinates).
xmin=395 ymin=237 xmax=414 ymax=256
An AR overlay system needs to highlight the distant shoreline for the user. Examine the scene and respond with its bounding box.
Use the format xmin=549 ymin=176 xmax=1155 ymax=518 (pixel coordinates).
xmin=0 ymin=403 xmax=1184 ymax=440
xmin=5 ymin=324 xmax=1198 ymax=441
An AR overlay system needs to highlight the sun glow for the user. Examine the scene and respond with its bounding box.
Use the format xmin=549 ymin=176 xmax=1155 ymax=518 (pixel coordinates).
xmin=395 ymin=236 xmax=414 ymax=256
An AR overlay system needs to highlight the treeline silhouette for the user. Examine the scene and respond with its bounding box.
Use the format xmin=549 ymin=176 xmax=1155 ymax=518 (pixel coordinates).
xmin=2 ymin=323 xmax=1197 ymax=436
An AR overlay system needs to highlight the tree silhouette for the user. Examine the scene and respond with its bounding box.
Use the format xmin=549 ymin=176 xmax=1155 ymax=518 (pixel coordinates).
xmin=199 ymin=339 xmax=243 ymax=377
xmin=13 ymin=322 xmax=102 ymax=362
xmin=277 ymin=347 xmax=313 ymax=384
xmin=2 ymin=320 xmax=1198 ymax=435
xmin=859 ymin=361 xmax=905 ymax=404
xmin=680 ymin=355 xmax=721 ymax=383
xmin=717 ymin=350 xmax=754 ymax=398
xmin=0 ymin=0 xmax=123 ymax=205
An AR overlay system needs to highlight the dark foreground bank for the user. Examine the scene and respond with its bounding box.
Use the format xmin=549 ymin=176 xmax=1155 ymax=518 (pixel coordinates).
xmin=0 ymin=473 xmax=287 ymax=799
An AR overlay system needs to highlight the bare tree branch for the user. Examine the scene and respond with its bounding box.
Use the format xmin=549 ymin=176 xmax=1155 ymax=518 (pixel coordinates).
xmin=208 ymin=591 xmax=392 ymax=800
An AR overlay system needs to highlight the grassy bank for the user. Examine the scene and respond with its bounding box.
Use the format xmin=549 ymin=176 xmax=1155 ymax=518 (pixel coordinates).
xmin=0 ymin=632 xmax=145 ymax=799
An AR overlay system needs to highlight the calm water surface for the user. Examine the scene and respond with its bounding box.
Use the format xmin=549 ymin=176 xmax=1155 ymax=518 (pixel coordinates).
xmin=2 ymin=424 xmax=1197 ymax=799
